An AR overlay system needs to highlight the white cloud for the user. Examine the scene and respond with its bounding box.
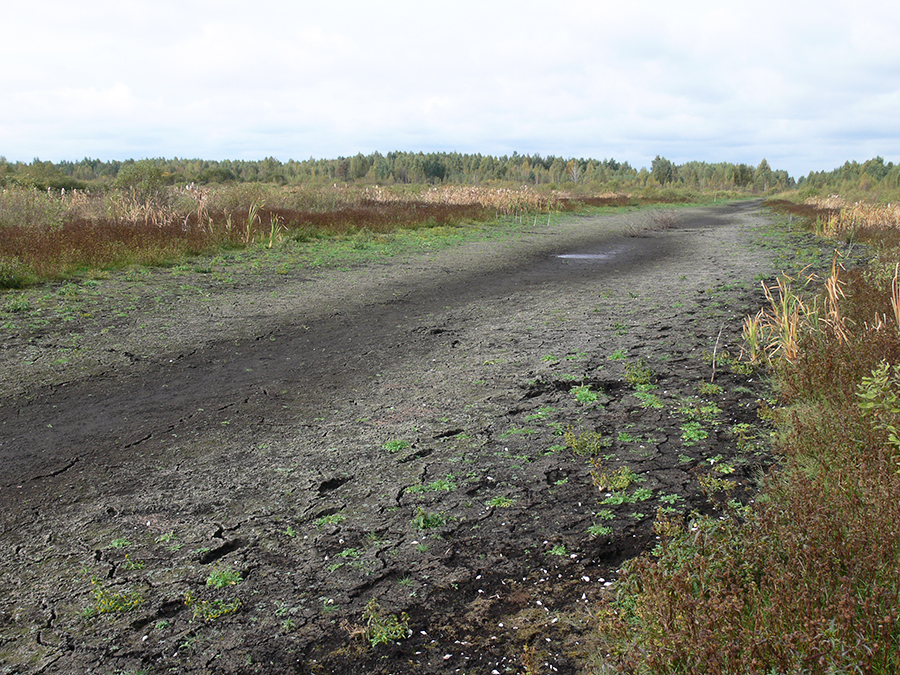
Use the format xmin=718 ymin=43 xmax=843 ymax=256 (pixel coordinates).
xmin=1 ymin=0 xmax=899 ymax=176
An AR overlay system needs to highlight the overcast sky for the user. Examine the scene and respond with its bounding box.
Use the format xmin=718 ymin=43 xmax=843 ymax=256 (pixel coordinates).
xmin=3 ymin=0 xmax=899 ymax=178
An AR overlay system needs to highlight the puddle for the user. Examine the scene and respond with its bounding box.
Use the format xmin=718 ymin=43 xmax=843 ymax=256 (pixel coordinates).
xmin=555 ymin=252 xmax=613 ymax=260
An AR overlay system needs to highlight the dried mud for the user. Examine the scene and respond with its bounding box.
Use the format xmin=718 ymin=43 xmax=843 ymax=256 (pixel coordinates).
xmin=0 ymin=202 xmax=836 ymax=674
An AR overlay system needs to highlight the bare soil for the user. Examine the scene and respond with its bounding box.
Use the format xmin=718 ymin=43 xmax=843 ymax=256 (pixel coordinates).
xmin=0 ymin=202 xmax=835 ymax=674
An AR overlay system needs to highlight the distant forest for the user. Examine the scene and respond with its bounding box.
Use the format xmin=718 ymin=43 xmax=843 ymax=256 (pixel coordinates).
xmin=0 ymin=151 xmax=897 ymax=197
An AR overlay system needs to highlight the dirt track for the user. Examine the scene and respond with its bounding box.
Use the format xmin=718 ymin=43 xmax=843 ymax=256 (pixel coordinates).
xmin=0 ymin=201 xmax=834 ymax=673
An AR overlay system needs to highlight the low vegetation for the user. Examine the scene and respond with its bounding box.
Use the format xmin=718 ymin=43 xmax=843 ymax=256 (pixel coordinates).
xmin=595 ymin=195 xmax=900 ymax=673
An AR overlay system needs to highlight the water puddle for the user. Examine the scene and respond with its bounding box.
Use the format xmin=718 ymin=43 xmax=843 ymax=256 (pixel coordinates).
xmin=554 ymin=253 xmax=613 ymax=260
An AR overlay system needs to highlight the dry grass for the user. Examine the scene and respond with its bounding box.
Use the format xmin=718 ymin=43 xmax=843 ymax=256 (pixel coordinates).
xmin=597 ymin=199 xmax=900 ymax=674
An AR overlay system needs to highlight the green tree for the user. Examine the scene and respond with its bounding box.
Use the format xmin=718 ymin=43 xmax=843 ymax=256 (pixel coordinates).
xmin=650 ymin=156 xmax=676 ymax=185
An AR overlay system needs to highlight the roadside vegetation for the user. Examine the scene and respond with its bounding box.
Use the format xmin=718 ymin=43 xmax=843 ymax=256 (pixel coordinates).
xmin=593 ymin=185 xmax=900 ymax=673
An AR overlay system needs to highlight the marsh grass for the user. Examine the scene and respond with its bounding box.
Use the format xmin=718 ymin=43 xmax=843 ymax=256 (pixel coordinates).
xmin=597 ymin=199 xmax=900 ymax=674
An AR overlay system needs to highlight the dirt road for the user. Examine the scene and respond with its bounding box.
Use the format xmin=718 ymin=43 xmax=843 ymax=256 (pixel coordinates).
xmin=0 ymin=201 xmax=830 ymax=673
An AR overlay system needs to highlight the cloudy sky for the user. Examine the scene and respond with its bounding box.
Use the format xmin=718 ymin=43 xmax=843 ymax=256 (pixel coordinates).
xmin=3 ymin=0 xmax=899 ymax=178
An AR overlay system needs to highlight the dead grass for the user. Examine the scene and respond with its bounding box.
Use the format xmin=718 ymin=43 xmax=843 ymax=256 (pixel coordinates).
xmin=0 ymin=184 xmax=641 ymax=286
xmin=596 ymin=199 xmax=900 ymax=674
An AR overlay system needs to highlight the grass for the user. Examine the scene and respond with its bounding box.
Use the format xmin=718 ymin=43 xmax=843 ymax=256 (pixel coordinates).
xmin=595 ymin=197 xmax=900 ymax=674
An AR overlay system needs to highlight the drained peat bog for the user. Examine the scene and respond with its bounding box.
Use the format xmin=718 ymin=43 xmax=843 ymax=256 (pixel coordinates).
xmin=0 ymin=202 xmax=835 ymax=673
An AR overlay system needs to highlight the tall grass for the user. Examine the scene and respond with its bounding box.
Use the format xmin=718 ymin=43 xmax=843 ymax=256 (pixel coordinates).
xmin=0 ymin=183 xmax=641 ymax=287
xmin=597 ymin=200 xmax=900 ymax=674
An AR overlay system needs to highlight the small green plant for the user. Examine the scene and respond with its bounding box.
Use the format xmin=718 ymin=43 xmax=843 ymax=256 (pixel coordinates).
xmin=592 ymin=465 xmax=642 ymax=491
xmin=858 ymin=361 xmax=900 ymax=457
xmin=625 ymin=360 xmax=653 ymax=387
xmin=697 ymin=381 xmax=724 ymax=396
xmin=84 ymin=578 xmax=144 ymax=616
xmin=609 ymin=349 xmax=627 ymax=360
xmin=565 ymin=429 xmax=610 ymax=456
xmin=407 ymin=474 xmax=457 ymax=494
xmin=108 ymin=538 xmax=131 ymax=549
xmin=3 ymin=293 xmax=31 ymax=313
xmin=572 ymin=384 xmax=599 ymax=405
xmin=206 ymin=567 xmax=242 ymax=589
xmin=634 ymin=390 xmax=665 ymax=409
xmin=548 ymin=544 xmax=568 ymax=556
xmin=587 ymin=524 xmax=612 ymax=538
xmin=412 ymin=508 xmax=449 ymax=530
xmin=382 ymin=439 xmax=411 ymax=453
xmin=185 ymin=592 xmax=241 ymax=622
xmin=120 ymin=554 xmax=145 ymax=571
xmin=363 ymin=598 xmax=410 ymax=647
xmin=597 ymin=508 xmax=616 ymax=521
xmin=680 ymin=421 xmax=708 ymax=445
xmin=487 ymin=495 xmax=515 ymax=508
xmin=314 ymin=513 xmax=346 ymax=528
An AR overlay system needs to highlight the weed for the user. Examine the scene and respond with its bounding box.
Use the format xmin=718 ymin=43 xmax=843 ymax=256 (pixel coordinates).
xmin=592 ymin=465 xmax=642 ymax=492
xmin=108 ymin=538 xmax=131 ymax=549
xmin=609 ymin=349 xmax=627 ymax=360
xmin=697 ymin=381 xmax=724 ymax=396
xmin=206 ymin=567 xmax=242 ymax=589
xmin=487 ymin=496 xmax=515 ymax=508
xmin=363 ymin=598 xmax=411 ymax=647
xmin=382 ymin=439 xmax=411 ymax=453
xmin=314 ymin=513 xmax=346 ymax=528
xmin=572 ymin=384 xmax=599 ymax=405
xmin=185 ymin=592 xmax=241 ymax=622
xmin=624 ymin=359 xmax=653 ymax=387
xmin=411 ymin=508 xmax=449 ymax=530
xmin=407 ymin=474 xmax=457 ymax=494
xmin=548 ymin=544 xmax=568 ymax=556
xmin=3 ymin=293 xmax=31 ymax=313
xmin=565 ymin=429 xmax=610 ymax=456
xmin=596 ymin=508 xmax=616 ymax=521
xmin=634 ymin=390 xmax=665 ymax=409
xmin=587 ymin=524 xmax=612 ymax=538
xmin=84 ymin=578 xmax=144 ymax=616
xmin=680 ymin=421 xmax=708 ymax=445
xmin=120 ymin=555 xmax=145 ymax=571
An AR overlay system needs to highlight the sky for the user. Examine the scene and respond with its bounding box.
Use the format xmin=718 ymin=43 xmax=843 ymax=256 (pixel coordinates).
xmin=2 ymin=0 xmax=899 ymax=178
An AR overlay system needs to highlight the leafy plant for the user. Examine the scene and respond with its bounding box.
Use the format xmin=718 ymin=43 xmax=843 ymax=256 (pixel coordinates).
xmin=565 ymin=429 xmax=610 ymax=456
xmin=363 ymin=598 xmax=410 ymax=647
xmin=587 ymin=524 xmax=612 ymax=538
xmin=206 ymin=567 xmax=242 ymax=589
xmin=382 ymin=439 xmax=411 ymax=453
xmin=486 ymin=495 xmax=515 ymax=508
xmin=625 ymin=359 xmax=653 ymax=387
xmin=84 ymin=578 xmax=144 ymax=616
xmin=572 ymin=384 xmax=599 ymax=405
xmin=314 ymin=512 xmax=346 ymax=528
xmin=680 ymin=421 xmax=708 ymax=445
xmin=411 ymin=508 xmax=449 ymax=530
xmin=185 ymin=592 xmax=241 ymax=622
xmin=407 ymin=474 xmax=457 ymax=494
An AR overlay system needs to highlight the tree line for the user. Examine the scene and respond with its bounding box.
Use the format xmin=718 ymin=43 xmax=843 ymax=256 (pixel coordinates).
xmin=0 ymin=151 xmax=892 ymax=196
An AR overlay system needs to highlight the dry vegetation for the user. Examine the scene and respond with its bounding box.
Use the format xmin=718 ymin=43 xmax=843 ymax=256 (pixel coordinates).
xmin=0 ymin=183 xmax=637 ymax=288
xmin=594 ymin=198 xmax=900 ymax=674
